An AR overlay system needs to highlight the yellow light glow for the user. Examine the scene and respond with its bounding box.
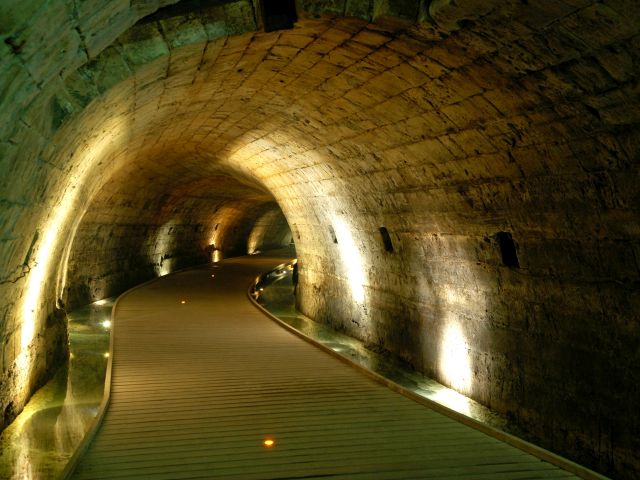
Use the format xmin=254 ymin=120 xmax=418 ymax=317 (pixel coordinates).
xmin=212 ymin=249 xmax=222 ymax=263
xmin=181 ymin=300 xmax=186 ymax=304
xmin=101 ymin=320 xmax=111 ymax=329
xmin=15 ymin=426 xmax=35 ymax=480
xmin=20 ymin=208 xmax=67 ymax=351
xmin=431 ymin=386 xmax=472 ymax=416
xmin=95 ymin=299 xmax=108 ymax=306
xmin=56 ymin=229 xmax=78 ymax=310
xmin=247 ymin=208 xmax=287 ymax=254
xmin=103 ymin=352 xmax=110 ymax=358
xmin=14 ymin=351 xmax=32 ymax=399
xmin=332 ymin=218 xmax=366 ymax=304
xmin=263 ymin=439 xmax=275 ymax=447
xmin=153 ymin=221 xmax=179 ymax=276
xmin=444 ymin=288 xmax=461 ymax=305
xmin=440 ymin=322 xmax=472 ymax=393
xmin=18 ymin=117 xmax=125 ymax=398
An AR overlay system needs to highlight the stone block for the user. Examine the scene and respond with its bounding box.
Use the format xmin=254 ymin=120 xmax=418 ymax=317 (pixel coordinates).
xmin=83 ymin=45 xmax=132 ymax=93
xmin=598 ymin=240 xmax=640 ymax=281
xmin=165 ymin=44 xmax=207 ymax=88
xmin=79 ymin=2 xmax=134 ymax=58
xmin=561 ymin=58 xmax=617 ymax=94
xmin=63 ymin=68 xmax=101 ymax=109
xmin=345 ymin=0 xmax=374 ymax=21
xmin=422 ymin=42 xmax=470 ymax=69
xmin=513 ymin=0 xmax=578 ymax=30
xmin=159 ymin=14 xmax=208 ymax=49
xmin=390 ymin=62 xmax=430 ymax=88
xmin=482 ymin=88 xmax=536 ymax=116
xmin=464 ymin=30 xmax=501 ymax=64
xmin=223 ymin=0 xmax=258 ymax=35
xmin=324 ymin=41 xmax=369 ymax=68
xmin=196 ymin=5 xmax=230 ymax=40
xmin=559 ymin=3 xmax=637 ymax=50
xmin=0 ymin=142 xmax=18 ymax=192
xmin=119 ymin=22 xmax=170 ymax=67
xmin=440 ymin=99 xmax=484 ymax=129
xmin=373 ymin=0 xmax=420 ymax=24
xmin=595 ymin=44 xmax=635 ymax=83
xmin=0 ymin=59 xmax=40 ymax=140
xmin=298 ymin=0 xmax=346 ymax=16
xmin=131 ymin=0 xmax=180 ymax=18
xmin=16 ymin=2 xmax=87 ymax=84
xmin=353 ymin=45 xmax=395 ymax=76
xmin=0 ymin=0 xmax=46 ymax=37
xmin=429 ymin=0 xmax=501 ymax=32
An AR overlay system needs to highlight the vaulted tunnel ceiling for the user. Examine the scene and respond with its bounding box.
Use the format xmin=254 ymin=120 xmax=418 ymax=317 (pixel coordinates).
xmin=0 ymin=1 xmax=639 ymax=478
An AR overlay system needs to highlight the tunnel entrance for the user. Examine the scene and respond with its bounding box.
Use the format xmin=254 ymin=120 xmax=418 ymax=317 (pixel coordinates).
xmin=64 ymin=172 xmax=294 ymax=310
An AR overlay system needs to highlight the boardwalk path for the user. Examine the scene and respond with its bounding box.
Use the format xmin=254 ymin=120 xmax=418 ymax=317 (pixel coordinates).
xmin=72 ymin=253 xmax=578 ymax=479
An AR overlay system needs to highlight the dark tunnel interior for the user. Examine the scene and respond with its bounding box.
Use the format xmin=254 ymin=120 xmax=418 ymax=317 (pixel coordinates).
xmin=0 ymin=0 xmax=639 ymax=477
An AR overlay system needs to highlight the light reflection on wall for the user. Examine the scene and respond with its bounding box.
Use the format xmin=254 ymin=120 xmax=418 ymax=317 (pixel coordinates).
xmin=159 ymin=259 xmax=176 ymax=277
xmin=431 ymin=386 xmax=472 ymax=416
xmin=12 ymin=418 xmax=35 ymax=480
xmin=332 ymin=217 xmax=366 ymax=304
xmin=55 ymin=216 xmax=83 ymax=309
xmin=1 ymin=298 xmax=112 ymax=479
xmin=440 ymin=321 xmax=472 ymax=394
xmin=246 ymin=207 xmax=291 ymax=254
xmin=18 ymin=118 xmax=126 ymax=396
xmin=12 ymin=353 xmax=33 ymax=404
xmin=247 ymin=226 xmax=263 ymax=255
xmin=436 ymin=283 xmax=488 ymax=398
xmin=152 ymin=221 xmax=178 ymax=277
xmin=206 ymin=204 xmax=244 ymax=253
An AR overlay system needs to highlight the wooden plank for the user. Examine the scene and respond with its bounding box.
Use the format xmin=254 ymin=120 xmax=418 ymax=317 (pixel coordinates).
xmin=71 ymin=253 xmax=582 ymax=480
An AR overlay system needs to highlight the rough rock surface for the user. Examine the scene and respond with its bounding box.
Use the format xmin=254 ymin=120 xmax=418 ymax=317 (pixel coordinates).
xmin=0 ymin=1 xmax=638 ymax=478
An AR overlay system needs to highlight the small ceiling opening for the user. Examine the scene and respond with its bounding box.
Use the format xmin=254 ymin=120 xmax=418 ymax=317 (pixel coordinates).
xmin=496 ymin=231 xmax=519 ymax=268
xmin=261 ymin=0 xmax=297 ymax=32
xmin=379 ymin=226 xmax=394 ymax=253
xmin=329 ymin=225 xmax=338 ymax=244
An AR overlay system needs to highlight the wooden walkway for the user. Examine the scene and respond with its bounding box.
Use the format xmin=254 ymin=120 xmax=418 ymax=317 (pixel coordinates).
xmin=71 ymin=253 xmax=580 ymax=479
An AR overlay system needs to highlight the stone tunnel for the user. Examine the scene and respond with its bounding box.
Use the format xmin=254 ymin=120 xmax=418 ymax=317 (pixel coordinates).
xmin=0 ymin=0 xmax=638 ymax=478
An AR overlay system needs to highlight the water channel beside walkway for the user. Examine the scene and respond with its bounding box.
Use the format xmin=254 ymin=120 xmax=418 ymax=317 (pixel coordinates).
xmin=69 ymin=252 xmax=583 ymax=479
xmin=0 ymin=299 xmax=112 ymax=480
xmin=1 ymin=251 xmax=604 ymax=479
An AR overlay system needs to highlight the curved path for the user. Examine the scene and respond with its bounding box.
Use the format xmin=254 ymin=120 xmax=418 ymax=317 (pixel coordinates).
xmin=71 ymin=253 xmax=579 ymax=479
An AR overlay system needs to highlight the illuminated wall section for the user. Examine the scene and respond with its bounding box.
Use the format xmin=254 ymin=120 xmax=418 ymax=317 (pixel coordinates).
xmin=64 ymin=175 xmax=279 ymax=309
xmin=0 ymin=1 xmax=639 ymax=478
xmin=246 ymin=207 xmax=292 ymax=254
xmin=0 ymin=96 xmax=134 ymax=426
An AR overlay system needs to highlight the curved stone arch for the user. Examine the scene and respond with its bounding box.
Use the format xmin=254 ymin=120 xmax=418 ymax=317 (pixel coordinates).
xmin=1 ymin=1 xmax=639 ymax=478
xmin=2 ymin=0 xmax=410 ymax=427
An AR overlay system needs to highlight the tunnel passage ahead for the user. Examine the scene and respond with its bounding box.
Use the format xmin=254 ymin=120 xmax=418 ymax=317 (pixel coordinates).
xmin=1 ymin=1 xmax=639 ymax=478
xmin=71 ymin=252 xmax=580 ymax=480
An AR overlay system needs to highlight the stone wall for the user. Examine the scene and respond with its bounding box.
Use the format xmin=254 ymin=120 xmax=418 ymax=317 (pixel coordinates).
xmin=0 ymin=1 xmax=639 ymax=478
xmin=0 ymin=0 xmax=261 ymax=431
xmin=247 ymin=207 xmax=293 ymax=254
xmin=63 ymin=175 xmax=283 ymax=309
